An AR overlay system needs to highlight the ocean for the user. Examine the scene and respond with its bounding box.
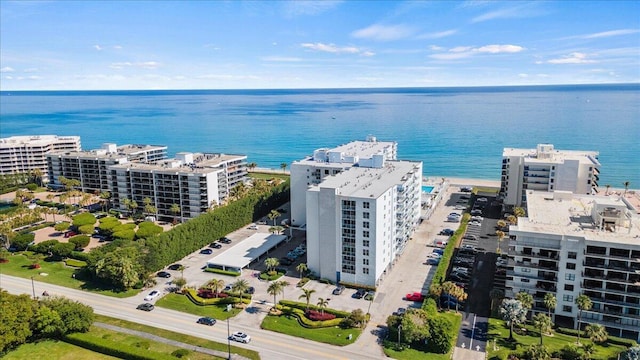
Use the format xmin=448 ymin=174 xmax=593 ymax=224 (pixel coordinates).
xmin=1 ymin=84 xmax=638 ymax=187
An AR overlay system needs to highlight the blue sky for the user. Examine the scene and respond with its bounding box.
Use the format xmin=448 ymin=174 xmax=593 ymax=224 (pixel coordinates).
xmin=1 ymin=0 xmax=639 ymax=90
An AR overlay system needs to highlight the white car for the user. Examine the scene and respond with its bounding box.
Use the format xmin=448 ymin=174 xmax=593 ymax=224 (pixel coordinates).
xmin=229 ymin=331 xmax=251 ymax=343
xmin=144 ymin=290 xmax=160 ymax=301
xmin=469 ymin=220 xmax=482 ymax=226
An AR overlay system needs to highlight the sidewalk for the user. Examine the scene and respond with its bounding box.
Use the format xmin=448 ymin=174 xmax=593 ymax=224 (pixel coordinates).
xmin=94 ymin=322 xmax=250 ymax=360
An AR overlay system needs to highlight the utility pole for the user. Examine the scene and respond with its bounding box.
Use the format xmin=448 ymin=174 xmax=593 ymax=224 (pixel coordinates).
xmin=30 ymin=276 xmax=36 ymax=299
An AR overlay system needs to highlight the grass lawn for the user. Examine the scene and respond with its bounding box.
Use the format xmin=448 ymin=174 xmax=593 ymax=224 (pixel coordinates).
xmin=486 ymin=318 xmax=628 ymax=360
xmin=261 ymin=314 xmax=360 ymax=346
xmin=383 ymin=310 xmax=462 ymax=360
xmin=0 ymin=253 xmax=137 ymax=298
xmin=4 ymin=339 xmax=118 ymax=360
xmin=249 ymin=172 xmax=289 ymax=181
xmin=155 ymin=292 xmax=242 ymax=320
xmin=95 ymin=314 xmax=260 ymax=360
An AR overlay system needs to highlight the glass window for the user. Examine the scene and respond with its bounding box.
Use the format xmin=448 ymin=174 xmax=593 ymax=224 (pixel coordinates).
xmin=363 ymin=240 xmax=370 ymax=247
xmin=363 ymin=202 xmax=370 ymax=209
xmin=363 ymin=249 xmax=369 ymax=256
xmin=363 ymin=267 xmax=369 ymax=274
xmin=363 ymin=212 xmax=370 ymax=219
xmin=567 ymin=263 xmax=576 ymax=270
xmin=568 ymin=252 xmax=577 ymax=259
xmin=565 ymin=273 xmax=575 ymax=281
xmin=562 ymin=305 xmax=572 ymax=312
xmin=563 ymin=295 xmax=574 ymax=302
xmin=564 ymin=284 xmax=574 ymax=291
xmin=363 ymin=230 xmax=369 ymax=238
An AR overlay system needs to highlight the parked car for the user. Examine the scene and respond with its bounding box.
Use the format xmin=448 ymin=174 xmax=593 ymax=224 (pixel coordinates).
xmin=219 ymin=237 xmax=232 ymax=244
xmin=209 ymin=242 xmax=222 ymax=249
xmin=435 ymin=240 xmax=448 ymax=247
xmin=447 ymin=216 xmax=461 ymax=222
xmin=433 ymin=248 xmax=444 ymax=255
xmin=144 ymin=290 xmax=160 ymax=301
xmin=137 ymin=303 xmax=155 ymax=311
xmin=197 ymin=317 xmax=217 ymax=326
xmin=224 ymin=284 xmax=233 ymax=292
xmin=439 ymin=229 xmax=455 ymax=236
xmin=280 ymin=257 xmax=294 ymax=266
xmin=157 ymin=271 xmax=171 ymax=278
xmin=405 ymin=292 xmax=425 ymax=302
xmin=64 ymin=231 xmax=78 ymax=238
xmin=460 ymin=186 xmax=473 ymax=192
xmin=247 ymin=224 xmax=258 ymax=230
xmin=463 ymin=235 xmax=479 ymax=241
xmin=471 ymin=209 xmax=483 ymax=216
xmin=364 ymin=290 xmax=375 ymax=301
xmin=200 ymin=248 xmax=213 ymax=255
xmin=469 ymin=220 xmax=482 ymax=226
xmin=353 ymin=289 xmax=366 ymax=299
xmin=332 ymin=285 xmax=346 ymax=295
xmin=426 ymin=258 xmax=440 ymax=265
xmin=229 ymin=331 xmax=251 ymax=343
xmin=454 ymin=205 xmax=467 ymax=210
xmin=393 ymin=307 xmax=407 ymax=316
xmin=168 ymin=263 xmax=182 ymax=271
xmin=245 ymin=287 xmax=255 ymax=295
xmin=429 ymin=253 xmax=442 ymax=259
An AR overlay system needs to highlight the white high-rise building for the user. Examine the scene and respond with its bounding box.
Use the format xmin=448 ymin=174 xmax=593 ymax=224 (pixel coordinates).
xmin=306 ymin=160 xmax=422 ymax=287
xmin=0 ymin=135 xmax=81 ymax=182
xmin=500 ymin=144 xmax=600 ymax=207
xmin=108 ymin=152 xmax=247 ymax=221
xmin=506 ymin=190 xmax=640 ymax=342
xmin=290 ymin=135 xmax=397 ymax=227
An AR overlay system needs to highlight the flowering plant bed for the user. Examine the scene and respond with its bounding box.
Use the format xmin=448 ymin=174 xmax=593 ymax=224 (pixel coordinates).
xmin=306 ymin=310 xmax=336 ymax=321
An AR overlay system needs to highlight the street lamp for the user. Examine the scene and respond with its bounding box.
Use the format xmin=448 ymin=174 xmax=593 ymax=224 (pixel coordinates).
xmin=30 ymin=276 xmax=36 ymax=299
xmin=397 ymin=324 xmax=403 ymax=348
xmin=226 ymin=303 xmax=232 ymax=360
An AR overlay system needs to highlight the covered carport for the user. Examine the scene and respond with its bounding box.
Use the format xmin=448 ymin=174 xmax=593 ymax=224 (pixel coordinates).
xmin=206 ymin=233 xmax=287 ymax=273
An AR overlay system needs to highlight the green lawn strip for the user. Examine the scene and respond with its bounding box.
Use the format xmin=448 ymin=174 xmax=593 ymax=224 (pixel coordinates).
xmin=486 ymin=317 xmax=627 ymax=359
xmin=94 ymin=314 xmax=260 ymax=360
xmin=248 ymin=172 xmax=289 ymax=181
xmin=155 ymin=292 xmax=242 ymax=320
xmin=3 ymin=339 xmax=119 ymax=360
xmin=0 ymin=253 xmax=137 ymax=298
xmin=261 ymin=314 xmax=360 ymax=346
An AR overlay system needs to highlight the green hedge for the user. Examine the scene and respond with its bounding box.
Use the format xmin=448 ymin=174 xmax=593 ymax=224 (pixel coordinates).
xmin=279 ymin=300 xmax=351 ymax=318
xmin=278 ymin=305 xmax=344 ymax=328
xmin=430 ymin=214 xmax=470 ymax=287
xmin=338 ymin=281 xmax=376 ymax=291
xmin=65 ymin=259 xmax=88 ymax=267
xmin=259 ymin=270 xmax=285 ymax=281
xmin=556 ymin=327 xmax=637 ymax=347
xmin=64 ymin=332 xmax=176 ymax=360
xmin=204 ymin=268 xmax=241 ymax=277
xmin=184 ymin=289 xmax=250 ymax=305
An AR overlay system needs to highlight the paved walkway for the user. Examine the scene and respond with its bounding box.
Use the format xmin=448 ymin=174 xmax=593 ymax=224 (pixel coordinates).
xmin=94 ymin=322 xmax=250 ymax=360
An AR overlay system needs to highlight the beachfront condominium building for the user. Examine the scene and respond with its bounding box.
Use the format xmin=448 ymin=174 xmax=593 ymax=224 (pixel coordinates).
xmin=47 ymin=143 xmax=168 ymax=193
xmin=290 ymin=135 xmax=397 ymax=227
xmin=306 ymin=160 xmax=422 ymax=287
xmin=500 ymin=144 xmax=600 ymax=207
xmin=108 ymin=152 xmax=247 ymax=221
xmin=0 ymin=135 xmax=81 ymax=182
xmin=506 ymin=190 xmax=640 ymax=342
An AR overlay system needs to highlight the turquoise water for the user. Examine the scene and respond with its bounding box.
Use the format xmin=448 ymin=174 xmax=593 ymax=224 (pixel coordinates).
xmin=422 ymin=186 xmax=435 ymax=193
xmin=1 ymin=84 xmax=638 ymax=186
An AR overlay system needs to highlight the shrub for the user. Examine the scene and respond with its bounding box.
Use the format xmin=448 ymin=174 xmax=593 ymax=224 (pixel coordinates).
xmin=26 ymin=183 xmax=38 ymax=191
xmin=65 ymin=259 xmax=88 ymax=268
xmin=204 ymin=268 xmax=241 ymax=277
xmin=171 ymin=349 xmax=190 ymax=358
xmin=197 ymin=289 xmax=229 ymax=299
xmin=185 ymin=289 xmax=249 ymax=305
xmin=72 ymin=213 xmax=97 ymax=227
xmin=54 ymin=222 xmax=71 ymax=232
xmin=64 ymin=332 xmax=174 ymax=360
xmin=135 ymin=221 xmax=163 ymax=239
xmin=69 ymin=235 xmax=90 ymax=250
xmin=279 ymin=300 xmax=351 ymax=318
xmin=277 ymin=306 xmax=343 ymax=328
xmin=297 ymin=277 xmax=310 ymax=287
xmin=260 ymin=270 xmax=285 ymax=281
xmin=69 ymin=251 xmax=90 ymax=262
xmin=112 ymin=229 xmax=135 ymax=241
xmin=78 ymin=224 xmax=95 ymax=235
xmin=338 ymin=281 xmax=376 ymax=291
xmin=306 ymin=309 xmax=336 ymax=321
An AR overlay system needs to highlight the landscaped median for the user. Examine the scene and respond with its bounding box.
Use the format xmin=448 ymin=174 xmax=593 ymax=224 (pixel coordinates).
xmin=260 ymin=300 xmax=365 ymax=346
xmin=155 ymin=289 xmax=248 ymax=319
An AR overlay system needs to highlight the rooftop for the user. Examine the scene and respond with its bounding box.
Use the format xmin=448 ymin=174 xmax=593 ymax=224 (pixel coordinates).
xmin=49 ymin=143 xmax=167 ymax=160
xmin=294 ymin=136 xmax=396 ymax=167
xmin=514 ymin=190 xmax=640 ymax=244
xmin=503 ymin=144 xmax=600 ymax=166
xmin=206 ymin=233 xmax=287 ymax=269
xmin=315 ymin=160 xmax=421 ymax=199
xmin=0 ymin=135 xmax=80 ymax=146
xmin=109 ymin=152 xmax=246 ymax=174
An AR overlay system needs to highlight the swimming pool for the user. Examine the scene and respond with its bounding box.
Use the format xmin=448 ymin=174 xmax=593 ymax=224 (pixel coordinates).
xmin=422 ymin=185 xmax=434 ymax=193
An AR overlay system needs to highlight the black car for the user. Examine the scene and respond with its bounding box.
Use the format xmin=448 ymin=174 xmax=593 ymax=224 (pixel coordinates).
xmin=245 ymin=287 xmax=255 ymax=295
xmin=200 ymin=248 xmax=213 ymax=255
xmin=197 ymin=317 xmax=217 ymax=326
xmin=280 ymin=257 xmax=294 ymax=266
xmin=157 ymin=271 xmax=172 ymax=278
xmin=219 ymin=237 xmax=232 ymax=244
xmin=353 ymin=289 xmax=366 ymax=299
xmin=137 ymin=303 xmax=155 ymax=311
xmin=167 ymin=263 xmax=182 ymax=271
xmin=209 ymin=242 xmax=222 ymax=249
xmin=439 ymin=229 xmax=455 ymax=236
xmin=332 ymin=285 xmax=345 ymax=295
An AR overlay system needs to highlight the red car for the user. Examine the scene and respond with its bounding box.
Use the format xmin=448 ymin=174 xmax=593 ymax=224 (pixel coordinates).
xmin=405 ymin=292 xmax=425 ymax=302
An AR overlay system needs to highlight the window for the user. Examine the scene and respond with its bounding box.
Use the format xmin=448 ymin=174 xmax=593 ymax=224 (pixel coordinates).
xmin=363 ymin=221 xmax=370 ymax=229
xmin=567 ymin=263 xmax=576 ymax=270
xmin=363 ymin=212 xmax=370 ymax=219
xmin=562 ymin=305 xmax=572 ymax=312
xmin=363 ymin=240 xmax=370 ymax=247
xmin=363 ymin=202 xmax=370 ymax=209
xmin=564 ymin=284 xmax=574 ymax=291
xmin=363 ymin=259 xmax=369 ymax=265
xmin=563 ymin=295 xmax=574 ymax=302
xmin=520 ymin=278 xmax=530 ymax=283
xmin=565 ymin=273 xmax=575 ymax=281
xmin=521 ymin=268 xmax=531 ymax=273
xmin=324 ymin=169 xmax=329 ymax=175
xmin=363 ymin=249 xmax=369 ymax=256
xmin=363 ymin=230 xmax=370 ymax=238
xmin=568 ymin=251 xmax=577 ymax=259
xmin=363 ymin=267 xmax=369 ymax=274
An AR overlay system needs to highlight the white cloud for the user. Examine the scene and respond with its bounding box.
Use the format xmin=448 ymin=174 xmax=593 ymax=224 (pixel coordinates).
xmin=476 ymin=44 xmax=524 ymax=53
xmin=450 ymin=46 xmax=473 ymax=53
xmin=430 ymin=45 xmax=444 ymax=51
xmin=360 ymin=51 xmax=375 ymax=57
xmin=301 ymin=42 xmax=361 ymax=54
xmin=547 ymin=52 xmax=595 ymax=64
xmin=430 ymin=52 xmax=474 ymax=60
xmin=471 ymin=3 xmax=543 ymax=23
xmin=1 ymin=66 xmax=15 ymax=73
xmin=262 ymin=56 xmax=303 ymax=62
xmin=418 ymin=29 xmax=458 ymax=39
xmin=583 ymin=29 xmax=640 ymax=39
xmin=109 ymin=61 xmax=160 ymax=70
xmin=351 ymin=24 xmax=414 ymax=41
xmin=93 ymin=45 xmax=103 ymax=51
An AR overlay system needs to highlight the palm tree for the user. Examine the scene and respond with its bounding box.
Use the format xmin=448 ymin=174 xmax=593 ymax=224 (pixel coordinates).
xmin=209 ymin=278 xmax=225 ymax=298
xmin=247 ymin=162 xmax=257 ymax=172
xmin=233 ymin=279 xmax=250 ymax=304
xmin=514 ymin=207 xmax=525 ymax=218
xmin=495 ymin=230 xmax=506 ymax=253
xmin=278 ymin=280 xmax=290 ymax=300
xmin=604 ymin=184 xmax=611 ymax=195
xmin=99 ymin=191 xmax=111 ymax=212
xmin=264 ymin=257 xmax=280 ymax=274
xmin=515 ymin=291 xmax=534 ymax=315
xmin=299 ymin=288 xmax=316 ymax=310
xmin=429 ymin=283 xmax=443 ymax=309
xmin=575 ymin=294 xmax=593 ymax=344
xmin=170 ymin=203 xmax=181 ymax=224
xmin=296 ymin=263 xmax=308 ymax=279
xmin=268 ymin=209 xmax=281 ymax=225
xmin=500 ymin=298 xmax=527 ymax=341
xmin=543 ymin=293 xmax=556 ymax=320
xmin=532 ymin=313 xmax=553 ymax=345
xmin=280 ymin=162 xmax=287 ymax=173
xmin=582 ymin=343 xmax=596 ymax=360
xmin=177 ymin=265 xmax=185 ymax=279
xmin=489 ymin=288 xmax=505 ymax=313
xmin=317 ymin=297 xmax=329 ymax=315
xmin=267 ymin=281 xmax=284 ymax=306
xmin=585 ymin=323 xmax=608 ymax=344
xmin=507 ymin=215 xmax=518 ymax=225
xmin=496 ymin=219 xmax=507 ymax=231
xmin=623 ymin=181 xmax=630 ymax=196
xmin=441 ymin=281 xmax=458 ymax=311
xmin=453 ymin=287 xmax=468 ymax=313
xmin=31 ymin=168 xmax=43 ymax=186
